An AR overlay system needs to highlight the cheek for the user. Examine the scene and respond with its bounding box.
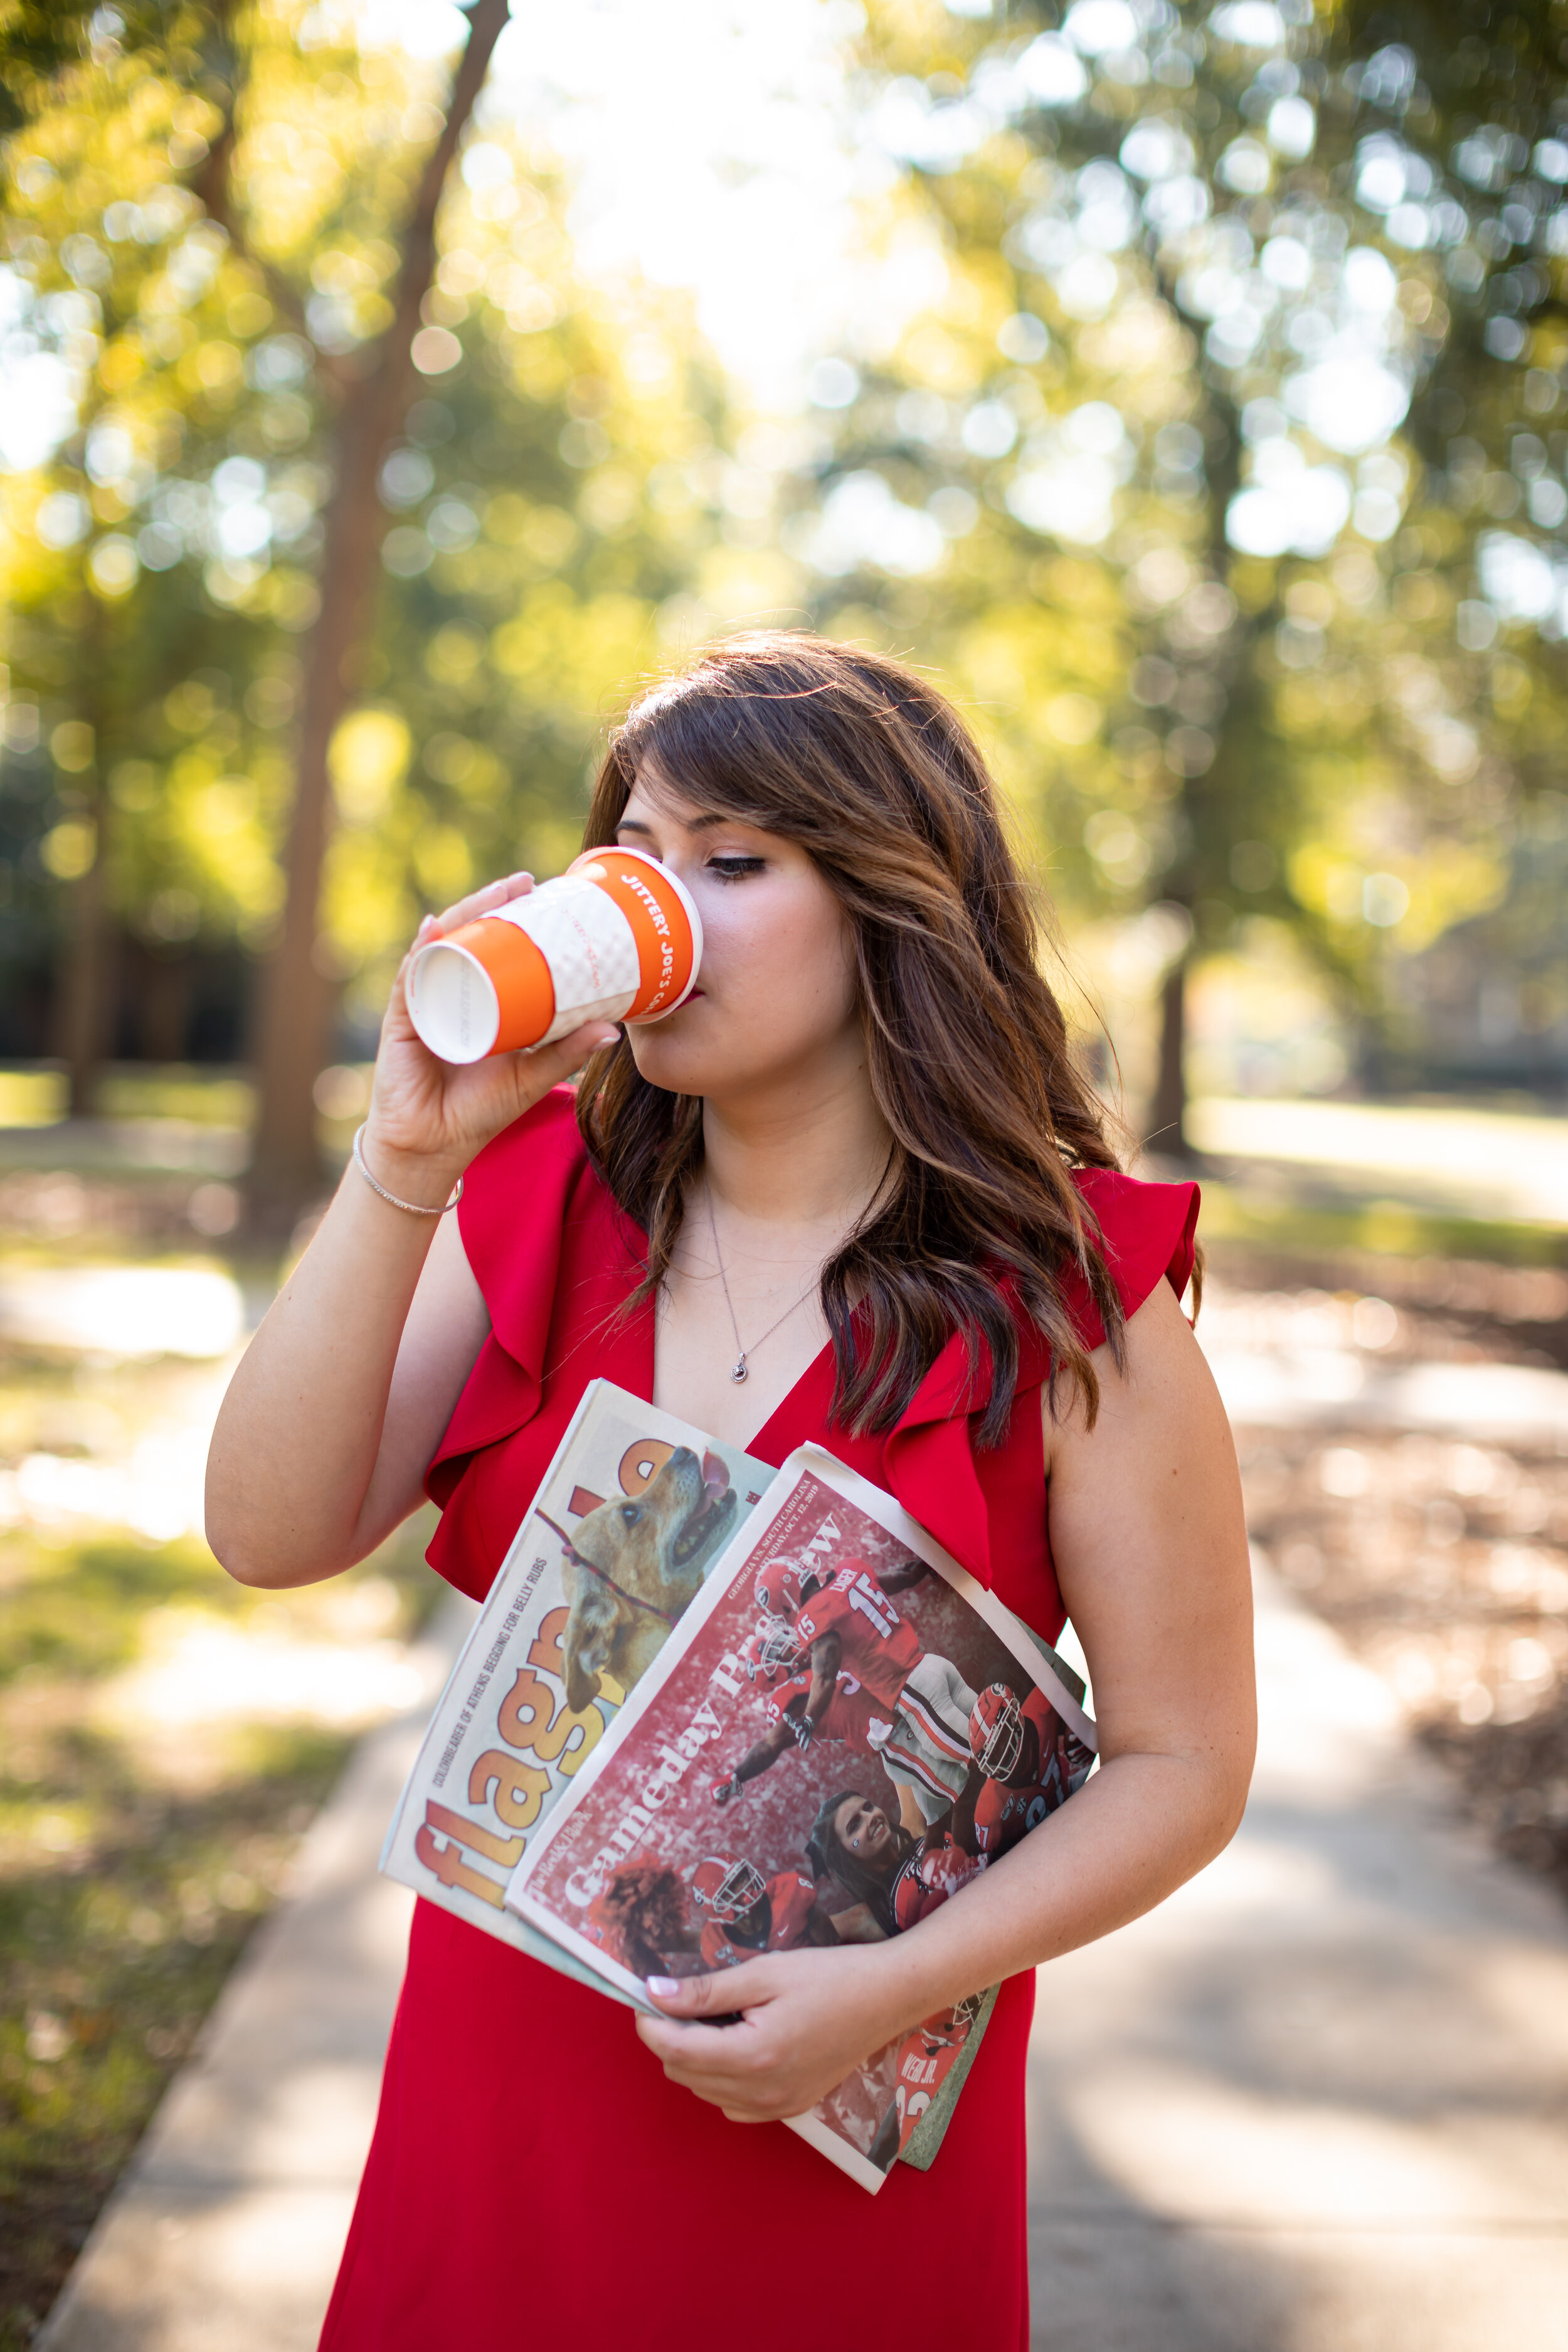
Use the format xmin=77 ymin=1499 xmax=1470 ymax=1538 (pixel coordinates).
xmin=715 ymin=886 xmax=856 ymax=1023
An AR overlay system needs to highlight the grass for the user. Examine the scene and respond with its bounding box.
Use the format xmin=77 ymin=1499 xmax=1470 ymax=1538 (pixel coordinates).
xmin=0 ymin=1471 xmax=438 ymax=2345
xmin=1195 ymin=1173 xmax=1568 ymax=1269
xmin=0 ymin=1719 xmax=346 ymax=2348
xmin=0 ymin=1067 xmax=256 ymax=1134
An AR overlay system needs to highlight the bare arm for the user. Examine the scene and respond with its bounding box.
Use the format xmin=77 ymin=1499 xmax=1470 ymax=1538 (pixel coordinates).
xmin=712 ymin=1719 xmax=793 ymax=1801
xmin=205 ymin=875 xmax=620 ymax=1589
xmin=638 ymin=1275 xmax=1257 ymax=2119
xmin=802 ymin=1631 xmax=840 ymax=1727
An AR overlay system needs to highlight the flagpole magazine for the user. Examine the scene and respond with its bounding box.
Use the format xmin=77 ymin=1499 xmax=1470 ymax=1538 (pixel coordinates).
xmin=379 ymin=1380 xmax=775 ymax=1992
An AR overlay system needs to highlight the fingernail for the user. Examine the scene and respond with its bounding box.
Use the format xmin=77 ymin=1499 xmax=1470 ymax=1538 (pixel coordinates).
xmin=647 ymin=1977 xmax=682 ymax=1998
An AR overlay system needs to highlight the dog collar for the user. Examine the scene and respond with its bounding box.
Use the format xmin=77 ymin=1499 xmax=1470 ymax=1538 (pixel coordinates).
xmin=538 ymin=1512 xmax=681 ymax=1625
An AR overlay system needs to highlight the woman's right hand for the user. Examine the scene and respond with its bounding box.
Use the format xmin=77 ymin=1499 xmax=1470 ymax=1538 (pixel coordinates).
xmin=362 ymin=872 xmax=620 ymax=1203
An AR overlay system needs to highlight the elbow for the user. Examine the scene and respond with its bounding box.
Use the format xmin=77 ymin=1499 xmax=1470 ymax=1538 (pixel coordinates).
xmin=215 ymin=1548 xmax=273 ymax=1591
xmin=208 ymin=1523 xmax=349 ymax=1591
xmin=1203 ymin=1784 xmax=1250 ymax=1867
xmin=206 ymin=1513 xmax=283 ymax=1589
xmin=1198 ymin=1730 xmax=1258 ymax=1865
xmin=204 ymin=1483 xmax=336 ymax=1592
xmin=203 ymin=1451 xmax=270 ymax=1587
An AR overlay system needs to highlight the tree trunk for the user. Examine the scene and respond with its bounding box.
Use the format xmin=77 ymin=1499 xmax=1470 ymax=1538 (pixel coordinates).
xmin=56 ymin=803 xmax=112 ymax=1117
xmin=1150 ymin=955 xmax=1189 ymax=1160
xmin=245 ymin=0 xmax=511 ymax=1229
xmin=55 ymin=608 xmax=113 ymax=1117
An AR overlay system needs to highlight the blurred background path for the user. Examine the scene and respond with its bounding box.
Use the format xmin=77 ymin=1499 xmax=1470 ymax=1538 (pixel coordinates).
xmin=1028 ymin=1560 xmax=1568 ymax=2352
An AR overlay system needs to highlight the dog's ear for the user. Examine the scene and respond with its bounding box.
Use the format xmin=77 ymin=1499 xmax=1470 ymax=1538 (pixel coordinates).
xmin=561 ymin=1580 xmax=618 ymax=1714
xmin=564 ymin=1653 xmax=603 ymax=1715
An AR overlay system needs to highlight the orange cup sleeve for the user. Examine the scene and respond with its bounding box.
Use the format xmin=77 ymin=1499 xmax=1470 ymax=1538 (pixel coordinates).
xmin=447 ymin=917 xmax=556 ymax=1052
xmin=590 ymin=855 xmax=695 ymax=1018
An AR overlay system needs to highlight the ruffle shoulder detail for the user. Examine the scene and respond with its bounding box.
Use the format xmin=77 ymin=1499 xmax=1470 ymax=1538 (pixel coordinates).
xmin=1056 ymin=1165 xmax=1200 ymax=1352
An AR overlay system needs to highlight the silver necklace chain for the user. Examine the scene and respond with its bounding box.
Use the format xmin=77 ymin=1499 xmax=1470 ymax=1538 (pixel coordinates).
xmin=704 ymin=1184 xmax=822 ymax=1385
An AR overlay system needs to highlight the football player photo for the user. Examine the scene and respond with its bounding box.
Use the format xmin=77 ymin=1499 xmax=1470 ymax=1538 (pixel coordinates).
xmin=687 ymin=1853 xmax=839 ymax=1969
xmin=968 ymin=1682 xmax=1096 ymax=1862
xmin=753 ymin=1552 xmax=978 ymax=1824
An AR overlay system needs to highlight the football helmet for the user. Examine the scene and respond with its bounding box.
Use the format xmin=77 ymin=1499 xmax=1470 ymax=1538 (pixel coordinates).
xmin=688 ymin=1855 xmax=766 ymax=1924
xmin=753 ymin=1558 xmax=806 ymax=1621
xmin=969 ymin=1682 xmax=1025 ymax=1781
xmin=741 ymin=1617 xmax=806 ymax=1682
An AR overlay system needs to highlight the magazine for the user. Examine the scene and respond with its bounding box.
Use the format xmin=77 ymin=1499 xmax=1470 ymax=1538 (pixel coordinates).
xmin=379 ymin=1380 xmax=776 ymax=1996
xmin=504 ymin=1441 xmax=1096 ymax=2193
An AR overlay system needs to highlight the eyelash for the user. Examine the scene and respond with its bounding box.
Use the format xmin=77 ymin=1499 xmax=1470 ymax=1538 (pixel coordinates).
xmin=707 ymin=856 xmax=765 ymax=882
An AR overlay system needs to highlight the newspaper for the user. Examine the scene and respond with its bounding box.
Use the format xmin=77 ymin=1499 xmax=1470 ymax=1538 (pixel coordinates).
xmin=380 ymin=1380 xmax=775 ymax=1995
xmin=505 ymin=1441 xmax=1096 ymax=2192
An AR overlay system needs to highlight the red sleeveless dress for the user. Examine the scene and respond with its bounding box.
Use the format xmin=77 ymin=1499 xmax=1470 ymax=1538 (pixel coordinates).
xmin=320 ymin=1091 xmax=1197 ymax=2352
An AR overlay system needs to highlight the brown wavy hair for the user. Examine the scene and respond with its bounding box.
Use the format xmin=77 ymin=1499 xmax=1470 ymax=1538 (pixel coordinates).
xmin=575 ymin=632 xmax=1127 ymax=1446
xmin=806 ymin=1786 xmax=914 ymax=1936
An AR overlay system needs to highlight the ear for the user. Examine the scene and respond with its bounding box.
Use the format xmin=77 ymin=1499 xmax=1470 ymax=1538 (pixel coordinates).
xmin=562 ymin=1589 xmax=617 ymax=1714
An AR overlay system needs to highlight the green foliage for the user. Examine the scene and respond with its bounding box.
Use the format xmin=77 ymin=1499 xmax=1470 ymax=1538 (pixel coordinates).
xmin=787 ymin=0 xmax=1568 ymax=1083
xmin=0 ymin=1 xmax=732 ymax=1057
xmin=0 ymin=1532 xmax=223 ymax=1683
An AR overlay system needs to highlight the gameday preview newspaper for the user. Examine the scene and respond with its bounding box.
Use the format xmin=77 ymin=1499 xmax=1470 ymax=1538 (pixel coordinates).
xmin=383 ymin=1382 xmax=1096 ymax=2192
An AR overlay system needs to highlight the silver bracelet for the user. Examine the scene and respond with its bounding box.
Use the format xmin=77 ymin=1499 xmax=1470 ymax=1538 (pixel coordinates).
xmin=351 ymin=1124 xmax=464 ymax=1217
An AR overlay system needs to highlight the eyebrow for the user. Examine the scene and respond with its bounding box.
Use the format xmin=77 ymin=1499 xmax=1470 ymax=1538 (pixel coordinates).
xmin=617 ymin=811 xmax=731 ymax=836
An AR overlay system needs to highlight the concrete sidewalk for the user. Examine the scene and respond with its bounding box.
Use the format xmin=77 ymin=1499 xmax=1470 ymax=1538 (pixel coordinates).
xmin=39 ymin=1574 xmax=1568 ymax=2351
xmin=1027 ymin=1565 xmax=1568 ymax=2351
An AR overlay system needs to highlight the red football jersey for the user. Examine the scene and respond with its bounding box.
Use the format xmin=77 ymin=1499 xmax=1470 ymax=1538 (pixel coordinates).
xmin=889 ymin=1832 xmax=984 ymax=1933
xmin=764 ymin=1668 xmax=891 ymax=1757
xmin=793 ymin=1558 xmax=923 ymax=1711
xmin=973 ymin=1688 xmax=1065 ymax=1860
xmin=889 ymin=2005 xmax=977 ymax=2159
xmin=699 ymin=1870 xmax=817 ymax=1971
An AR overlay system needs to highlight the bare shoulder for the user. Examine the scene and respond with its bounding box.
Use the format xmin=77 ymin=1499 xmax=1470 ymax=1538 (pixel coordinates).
xmin=1042 ymin=1274 xmax=1254 ymax=1771
xmin=1044 ymin=1274 xmax=1231 ymax=1483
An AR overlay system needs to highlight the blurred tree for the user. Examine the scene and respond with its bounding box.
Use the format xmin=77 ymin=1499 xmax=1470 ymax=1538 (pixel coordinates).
xmin=233 ymin=0 xmax=513 ymax=1218
xmin=0 ymin=1 xmax=731 ymax=1212
xmin=793 ymin=0 xmax=1568 ymax=1138
xmin=0 ymin=4 xmax=152 ymax=135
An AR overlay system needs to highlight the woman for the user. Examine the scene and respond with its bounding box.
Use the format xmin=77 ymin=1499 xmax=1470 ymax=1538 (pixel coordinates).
xmin=806 ymin=1785 xmax=982 ymax=1939
xmin=206 ymin=633 xmax=1254 ymax=2351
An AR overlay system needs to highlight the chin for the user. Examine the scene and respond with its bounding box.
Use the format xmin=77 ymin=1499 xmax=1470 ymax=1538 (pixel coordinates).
xmin=628 ymin=1023 xmax=780 ymax=1099
xmin=627 ymin=1032 xmax=718 ymax=1095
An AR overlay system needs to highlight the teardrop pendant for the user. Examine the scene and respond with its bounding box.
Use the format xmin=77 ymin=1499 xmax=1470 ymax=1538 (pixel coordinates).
xmin=729 ymin=1357 xmax=748 ymax=1383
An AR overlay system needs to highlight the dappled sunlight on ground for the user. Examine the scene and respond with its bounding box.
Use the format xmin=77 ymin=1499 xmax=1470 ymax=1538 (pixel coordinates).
xmin=0 ymin=1267 xmax=243 ymax=1360
xmin=0 ymin=1223 xmax=443 ymax=2338
xmin=101 ymin=1590 xmax=426 ymax=1742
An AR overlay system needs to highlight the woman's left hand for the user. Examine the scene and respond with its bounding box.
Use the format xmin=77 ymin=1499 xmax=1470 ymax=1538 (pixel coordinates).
xmin=635 ymin=1946 xmax=916 ymax=2122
